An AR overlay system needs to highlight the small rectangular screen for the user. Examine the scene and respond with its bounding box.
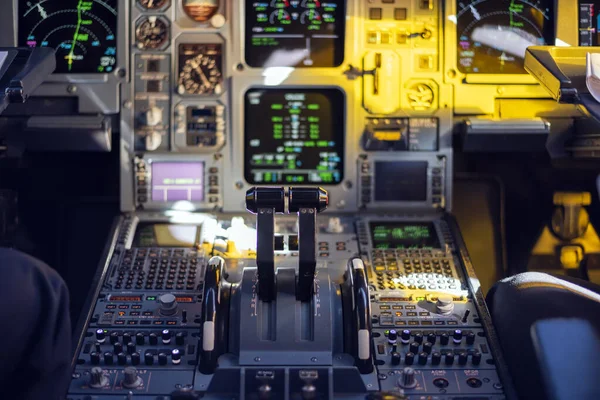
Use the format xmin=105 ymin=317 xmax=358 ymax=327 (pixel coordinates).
xmin=245 ymin=88 xmax=344 ymax=185
xmin=374 ymin=162 xmax=428 ymax=202
xmin=579 ymin=2 xmax=600 ymax=46
xmin=370 ymin=222 xmax=440 ymax=249
xmin=456 ymin=0 xmax=553 ymax=74
xmin=245 ymin=0 xmax=346 ymax=68
xmin=18 ymin=0 xmax=118 ymax=74
xmin=133 ymin=223 xmax=199 ymax=248
xmin=151 ymin=162 xmax=204 ymax=202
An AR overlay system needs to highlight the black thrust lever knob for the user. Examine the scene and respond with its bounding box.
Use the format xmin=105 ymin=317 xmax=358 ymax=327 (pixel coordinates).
xmin=245 ymin=187 xmax=286 ymax=214
xmin=288 ymin=187 xmax=328 ymax=213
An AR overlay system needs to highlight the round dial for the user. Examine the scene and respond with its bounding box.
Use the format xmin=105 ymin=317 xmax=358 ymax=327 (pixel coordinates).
xmin=270 ymin=9 xmax=291 ymax=24
xmin=137 ymin=0 xmax=169 ymax=10
xmin=18 ymin=0 xmax=118 ymax=74
xmin=178 ymin=44 xmax=223 ymax=95
xmin=456 ymin=0 xmax=551 ymax=74
xmin=182 ymin=0 xmax=220 ymax=23
xmin=136 ymin=17 xmax=169 ymax=50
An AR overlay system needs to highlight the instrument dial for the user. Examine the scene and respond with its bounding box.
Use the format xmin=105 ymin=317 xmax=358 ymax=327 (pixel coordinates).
xmin=137 ymin=0 xmax=169 ymax=10
xmin=177 ymin=44 xmax=223 ymax=96
xmin=136 ymin=17 xmax=170 ymax=50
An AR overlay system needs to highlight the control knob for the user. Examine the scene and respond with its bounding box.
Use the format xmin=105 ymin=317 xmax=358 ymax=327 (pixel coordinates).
xmin=453 ymin=329 xmax=463 ymax=344
xmin=400 ymin=329 xmax=411 ymax=344
xmin=90 ymin=351 xmax=100 ymax=365
xmin=136 ymin=332 xmax=145 ymax=345
xmin=117 ymin=352 xmax=127 ymax=365
xmin=388 ymin=329 xmax=398 ymax=345
xmin=95 ymin=329 xmax=106 ymax=343
xmin=391 ymin=352 xmax=401 ymax=366
xmin=467 ymin=331 xmax=476 ymax=345
xmin=141 ymin=106 xmax=163 ymax=127
xmin=162 ymin=329 xmax=171 ymax=344
xmin=122 ymin=367 xmax=143 ymax=389
xmin=404 ymin=352 xmax=415 ymax=365
xmin=436 ymin=295 xmax=454 ymax=315
xmin=89 ymin=367 xmax=109 ymax=388
xmin=397 ymin=367 xmax=417 ymax=389
xmin=418 ymin=352 xmax=428 ymax=365
xmin=172 ymin=349 xmax=182 ymax=365
xmin=159 ymin=293 xmax=178 ymax=316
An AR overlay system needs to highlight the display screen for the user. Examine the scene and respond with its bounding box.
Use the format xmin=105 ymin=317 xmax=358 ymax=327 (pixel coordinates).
xmin=244 ymin=88 xmax=344 ymax=185
xmin=375 ymin=162 xmax=428 ymax=202
xmin=245 ymin=0 xmax=346 ymax=68
xmin=19 ymin=0 xmax=118 ymax=73
xmin=579 ymin=2 xmax=600 ymax=46
xmin=151 ymin=162 xmax=204 ymax=202
xmin=133 ymin=223 xmax=199 ymax=248
xmin=456 ymin=0 xmax=553 ymax=74
xmin=370 ymin=222 xmax=440 ymax=249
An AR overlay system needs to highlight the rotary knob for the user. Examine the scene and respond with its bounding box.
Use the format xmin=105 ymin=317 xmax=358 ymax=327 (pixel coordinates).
xmin=142 ymin=106 xmax=163 ymax=127
xmin=436 ymin=295 xmax=454 ymax=315
xmin=89 ymin=367 xmax=109 ymax=388
xmin=122 ymin=367 xmax=143 ymax=389
xmin=388 ymin=329 xmax=398 ymax=345
xmin=159 ymin=293 xmax=178 ymax=316
xmin=391 ymin=352 xmax=401 ymax=366
xmin=397 ymin=367 xmax=417 ymax=389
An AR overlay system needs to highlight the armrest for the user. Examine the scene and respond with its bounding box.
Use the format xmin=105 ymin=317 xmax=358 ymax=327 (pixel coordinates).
xmin=532 ymin=319 xmax=600 ymax=400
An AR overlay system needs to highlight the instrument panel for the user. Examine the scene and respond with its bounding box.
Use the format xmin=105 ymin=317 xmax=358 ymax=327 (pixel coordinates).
xmin=3 ymin=0 xmax=582 ymax=212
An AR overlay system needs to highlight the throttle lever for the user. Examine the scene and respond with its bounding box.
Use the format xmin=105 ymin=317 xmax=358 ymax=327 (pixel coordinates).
xmin=200 ymin=256 xmax=225 ymax=374
xmin=347 ymin=257 xmax=374 ymax=374
xmin=246 ymin=187 xmax=285 ymax=302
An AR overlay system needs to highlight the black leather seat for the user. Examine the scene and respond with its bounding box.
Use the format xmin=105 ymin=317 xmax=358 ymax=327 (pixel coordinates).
xmin=486 ymin=272 xmax=600 ymax=400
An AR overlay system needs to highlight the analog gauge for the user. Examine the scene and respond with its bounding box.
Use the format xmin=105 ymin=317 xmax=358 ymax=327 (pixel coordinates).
xmin=137 ymin=0 xmax=169 ymax=10
xmin=182 ymin=0 xmax=220 ymax=23
xmin=300 ymin=9 xmax=321 ymax=24
xmin=177 ymin=43 xmax=223 ymax=95
xmin=270 ymin=9 xmax=291 ymax=24
xmin=136 ymin=17 xmax=170 ymax=50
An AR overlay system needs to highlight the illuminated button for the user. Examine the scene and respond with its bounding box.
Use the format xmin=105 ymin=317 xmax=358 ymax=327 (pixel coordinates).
xmin=392 ymin=305 xmax=403 ymax=310
xmin=367 ymin=31 xmax=379 ymax=44
xmin=369 ymin=8 xmax=382 ymax=20
xmin=397 ymin=32 xmax=408 ymax=44
xmin=380 ymin=305 xmax=391 ymax=310
xmin=420 ymin=0 xmax=433 ymax=10
xmin=418 ymin=55 xmax=434 ymax=70
xmin=394 ymin=8 xmax=407 ymax=20
xmin=380 ymin=32 xmax=391 ymax=44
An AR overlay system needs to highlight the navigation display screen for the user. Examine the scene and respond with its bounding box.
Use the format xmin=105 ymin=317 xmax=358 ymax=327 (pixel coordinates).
xmin=579 ymin=2 xmax=600 ymax=46
xmin=245 ymin=0 xmax=346 ymax=68
xmin=456 ymin=0 xmax=553 ymax=74
xmin=133 ymin=223 xmax=199 ymax=247
xmin=244 ymin=88 xmax=344 ymax=185
xmin=375 ymin=162 xmax=428 ymax=202
xmin=19 ymin=0 xmax=118 ymax=74
xmin=151 ymin=162 xmax=204 ymax=202
xmin=370 ymin=222 xmax=440 ymax=249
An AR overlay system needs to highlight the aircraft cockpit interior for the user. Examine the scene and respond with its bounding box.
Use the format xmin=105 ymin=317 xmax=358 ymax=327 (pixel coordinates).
xmin=0 ymin=1 xmax=599 ymax=399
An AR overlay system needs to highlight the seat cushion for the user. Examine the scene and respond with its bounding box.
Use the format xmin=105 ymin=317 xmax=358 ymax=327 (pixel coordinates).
xmin=486 ymin=272 xmax=600 ymax=400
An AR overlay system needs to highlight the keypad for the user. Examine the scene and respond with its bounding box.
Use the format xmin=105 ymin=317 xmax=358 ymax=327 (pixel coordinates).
xmin=112 ymin=248 xmax=204 ymax=291
xmin=371 ymin=249 xmax=460 ymax=291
